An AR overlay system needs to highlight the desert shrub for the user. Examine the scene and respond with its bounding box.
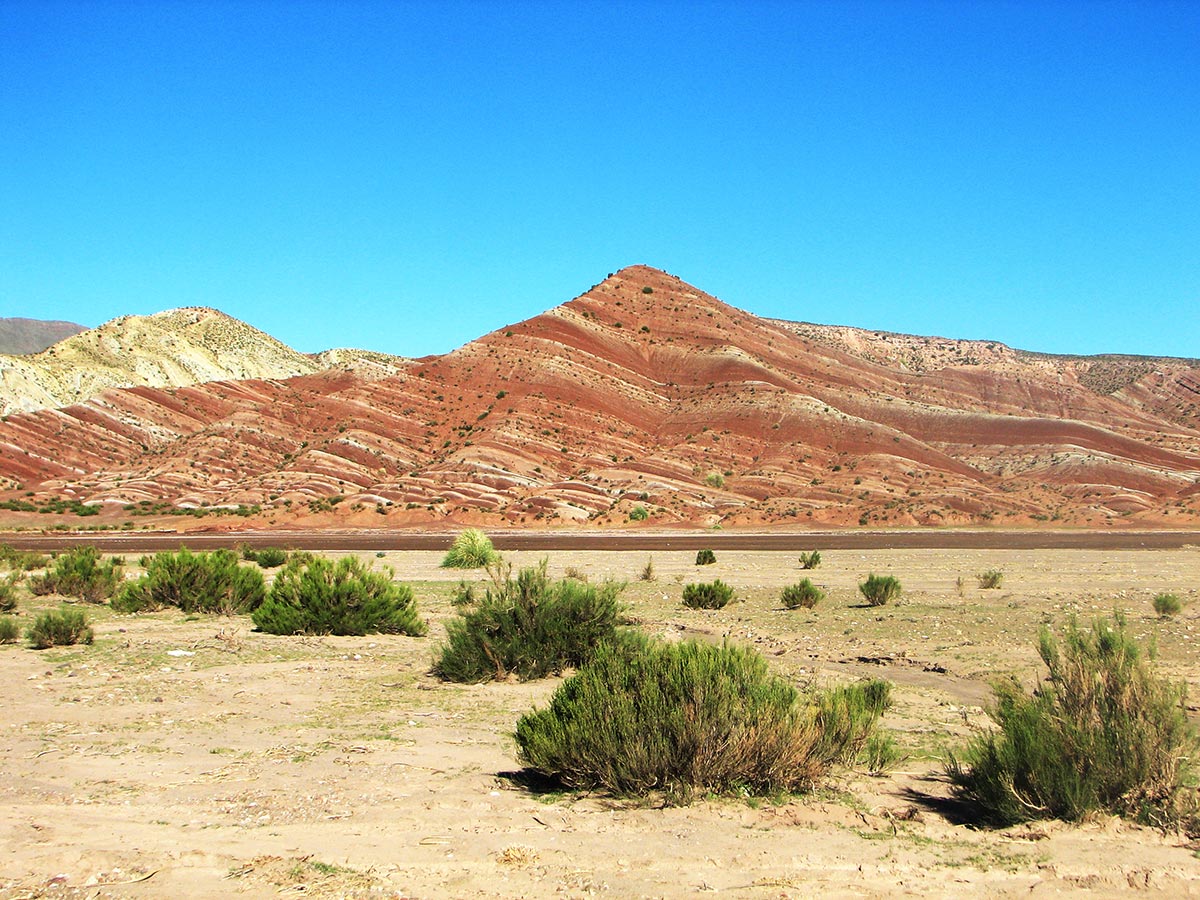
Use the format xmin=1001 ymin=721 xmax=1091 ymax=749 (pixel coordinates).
xmin=977 ymin=569 xmax=1004 ymax=589
xmin=0 ymin=616 xmax=20 ymax=643
xmin=441 ymin=528 xmax=499 ymax=569
xmin=1153 ymin=592 xmax=1183 ymax=618
xmin=798 ymin=550 xmax=821 ymax=570
xmin=781 ymin=579 xmax=824 ymax=609
xmin=451 ymin=580 xmax=478 ymax=607
xmin=564 ymin=566 xmax=588 ymax=582
xmin=682 ymin=580 xmax=735 ymax=609
xmin=695 ymin=548 xmax=716 ymax=566
xmin=112 ymin=548 xmax=265 ymax=615
xmin=628 ymin=505 xmax=649 ymax=522
xmin=0 ymin=573 xmax=20 ymax=611
xmin=252 ymin=556 xmax=426 ymax=636
xmin=639 ymin=557 xmax=655 ymax=582
xmin=514 ymin=636 xmax=892 ymax=800
xmin=253 ymin=547 xmax=289 ymax=568
xmin=704 ymin=472 xmax=725 ymax=488
xmin=0 ymin=544 xmax=48 ymax=571
xmin=26 ymin=607 xmax=94 ymax=649
xmin=948 ymin=615 xmax=1199 ymax=828
xmin=435 ymin=561 xmax=625 ymax=683
xmin=859 ymin=573 xmax=900 ymax=606
xmin=28 ymin=546 xmax=120 ymax=602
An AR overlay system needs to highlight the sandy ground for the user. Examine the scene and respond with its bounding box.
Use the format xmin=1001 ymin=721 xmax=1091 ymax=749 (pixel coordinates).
xmin=3 ymin=547 xmax=1200 ymax=898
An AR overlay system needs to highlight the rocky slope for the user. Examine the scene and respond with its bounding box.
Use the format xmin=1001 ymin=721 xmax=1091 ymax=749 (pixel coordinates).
xmin=0 ymin=266 xmax=1196 ymax=529
xmin=0 ymin=317 xmax=86 ymax=355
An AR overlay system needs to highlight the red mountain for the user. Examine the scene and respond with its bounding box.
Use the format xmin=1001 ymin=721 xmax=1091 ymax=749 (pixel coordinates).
xmin=0 ymin=265 xmax=1197 ymax=530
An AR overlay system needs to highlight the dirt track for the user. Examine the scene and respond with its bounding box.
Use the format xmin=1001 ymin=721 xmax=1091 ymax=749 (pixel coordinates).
xmin=3 ymin=528 xmax=1198 ymax=553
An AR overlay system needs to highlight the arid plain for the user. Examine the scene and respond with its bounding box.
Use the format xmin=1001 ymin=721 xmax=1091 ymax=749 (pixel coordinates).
xmin=3 ymin=542 xmax=1200 ymax=899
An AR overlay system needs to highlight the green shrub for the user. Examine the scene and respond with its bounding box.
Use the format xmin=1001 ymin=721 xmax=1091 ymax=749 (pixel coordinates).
xmin=682 ymin=580 xmax=735 ymax=609
xmin=253 ymin=547 xmax=289 ymax=568
xmin=628 ymin=505 xmax=649 ymax=522
xmin=798 ymin=550 xmax=821 ymax=570
xmin=0 ymin=573 xmax=20 ymax=612
xmin=441 ymin=528 xmax=499 ymax=569
xmin=0 ymin=616 xmax=20 ymax=644
xmin=859 ymin=573 xmax=900 ymax=607
xmin=0 ymin=544 xmax=48 ymax=571
xmin=26 ymin=607 xmax=94 ymax=649
xmin=638 ymin=557 xmax=655 ymax=582
xmin=695 ymin=548 xmax=716 ymax=566
xmin=28 ymin=546 xmax=120 ymax=602
xmin=781 ymin=579 xmax=824 ymax=609
xmin=252 ymin=556 xmax=426 ymax=636
xmin=977 ymin=569 xmax=1004 ymax=589
xmin=704 ymin=472 xmax=725 ymax=489
xmin=435 ymin=561 xmax=625 ymax=683
xmin=948 ymin=615 xmax=1199 ymax=828
xmin=1153 ymin=592 xmax=1183 ymax=618
xmin=514 ymin=637 xmax=892 ymax=800
xmin=112 ymin=548 xmax=265 ymax=615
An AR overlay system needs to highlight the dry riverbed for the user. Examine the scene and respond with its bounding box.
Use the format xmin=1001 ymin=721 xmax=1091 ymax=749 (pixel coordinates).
xmin=3 ymin=547 xmax=1200 ymax=898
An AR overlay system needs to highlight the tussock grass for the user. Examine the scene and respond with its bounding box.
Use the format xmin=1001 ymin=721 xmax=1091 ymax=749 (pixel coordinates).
xmin=781 ymin=579 xmax=824 ymax=609
xmin=798 ymin=550 xmax=821 ymax=570
xmin=859 ymin=573 xmax=901 ymax=606
xmin=948 ymin=615 xmax=1200 ymax=829
xmin=515 ymin=636 xmax=892 ymax=801
xmin=441 ymin=529 xmax=499 ymax=569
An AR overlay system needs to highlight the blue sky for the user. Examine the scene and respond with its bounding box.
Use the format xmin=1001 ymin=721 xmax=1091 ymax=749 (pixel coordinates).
xmin=2 ymin=0 xmax=1197 ymax=358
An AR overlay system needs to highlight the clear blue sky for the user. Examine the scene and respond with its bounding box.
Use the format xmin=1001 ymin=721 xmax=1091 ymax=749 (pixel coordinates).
xmin=2 ymin=0 xmax=1197 ymax=358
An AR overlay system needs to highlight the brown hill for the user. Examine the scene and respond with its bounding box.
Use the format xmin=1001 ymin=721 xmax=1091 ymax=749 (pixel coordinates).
xmin=0 ymin=265 xmax=1197 ymax=530
xmin=0 ymin=317 xmax=86 ymax=355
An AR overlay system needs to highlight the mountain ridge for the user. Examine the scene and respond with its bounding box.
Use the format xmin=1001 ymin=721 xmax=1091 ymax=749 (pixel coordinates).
xmin=0 ymin=265 xmax=1196 ymax=529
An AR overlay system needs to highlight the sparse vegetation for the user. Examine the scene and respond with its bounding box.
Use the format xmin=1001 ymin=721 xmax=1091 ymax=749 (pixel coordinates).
xmin=948 ymin=615 xmax=1199 ymax=829
xmin=514 ymin=636 xmax=892 ymax=800
xmin=112 ymin=548 xmax=265 ymax=615
xmin=798 ymin=550 xmax=821 ymax=570
xmin=0 ymin=573 xmax=20 ymax=611
xmin=682 ymin=580 xmax=735 ymax=609
xmin=1153 ymin=592 xmax=1183 ymax=618
xmin=441 ymin=528 xmax=499 ymax=569
xmin=435 ymin=561 xmax=625 ymax=683
xmin=859 ymin=573 xmax=901 ymax=606
xmin=977 ymin=569 xmax=1004 ymax=589
xmin=639 ymin=557 xmax=655 ymax=581
xmin=29 ymin=546 xmax=121 ymax=603
xmin=0 ymin=544 xmax=48 ymax=571
xmin=252 ymin=556 xmax=426 ymax=636
xmin=26 ymin=607 xmax=94 ymax=649
xmin=695 ymin=548 xmax=716 ymax=566
xmin=781 ymin=579 xmax=824 ymax=609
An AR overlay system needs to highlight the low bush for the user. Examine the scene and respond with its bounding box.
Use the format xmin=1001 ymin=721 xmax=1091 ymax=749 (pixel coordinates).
xmin=514 ymin=637 xmax=892 ymax=800
xmin=695 ymin=548 xmax=716 ymax=566
xmin=26 ymin=607 xmax=93 ymax=649
xmin=435 ymin=561 xmax=625 ymax=683
xmin=112 ymin=548 xmax=265 ymax=615
xmin=781 ymin=579 xmax=824 ymax=609
xmin=441 ymin=528 xmax=499 ymax=569
xmin=798 ymin=550 xmax=821 ymax=570
xmin=859 ymin=573 xmax=900 ymax=606
xmin=977 ymin=569 xmax=1004 ymax=589
xmin=0 ymin=544 xmax=48 ymax=571
xmin=948 ymin=615 xmax=1199 ymax=828
xmin=253 ymin=547 xmax=289 ymax=568
xmin=682 ymin=580 xmax=735 ymax=609
xmin=628 ymin=505 xmax=649 ymax=522
xmin=0 ymin=616 xmax=20 ymax=644
xmin=28 ymin=546 xmax=120 ymax=602
xmin=0 ymin=573 xmax=20 ymax=612
xmin=252 ymin=556 xmax=426 ymax=636
xmin=638 ymin=557 xmax=655 ymax=582
xmin=1153 ymin=592 xmax=1183 ymax=618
